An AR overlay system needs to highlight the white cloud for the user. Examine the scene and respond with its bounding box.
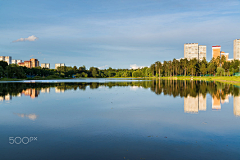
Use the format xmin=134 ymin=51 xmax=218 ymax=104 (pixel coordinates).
xmin=98 ymin=65 xmax=108 ymax=69
xmin=12 ymin=35 xmax=39 ymax=42
xmin=130 ymin=64 xmax=145 ymax=69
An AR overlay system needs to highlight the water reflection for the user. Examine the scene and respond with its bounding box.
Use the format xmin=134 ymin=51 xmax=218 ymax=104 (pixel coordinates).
xmin=14 ymin=113 xmax=38 ymax=121
xmin=1 ymin=80 xmax=240 ymax=116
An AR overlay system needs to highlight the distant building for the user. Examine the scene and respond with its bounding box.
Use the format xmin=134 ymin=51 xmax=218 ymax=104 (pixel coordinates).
xmin=0 ymin=56 xmax=12 ymax=65
xmin=55 ymin=63 xmax=65 ymax=69
xmin=220 ymin=51 xmax=229 ymax=61
xmin=184 ymin=43 xmax=206 ymax=61
xmin=12 ymin=59 xmax=22 ymax=64
xmin=18 ymin=58 xmax=39 ymax=68
xmin=233 ymin=39 xmax=240 ymax=60
xmin=198 ymin=45 xmax=207 ymax=61
xmin=212 ymin=45 xmax=221 ymax=59
xmin=41 ymin=63 xmax=50 ymax=69
xmin=17 ymin=60 xmax=22 ymax=64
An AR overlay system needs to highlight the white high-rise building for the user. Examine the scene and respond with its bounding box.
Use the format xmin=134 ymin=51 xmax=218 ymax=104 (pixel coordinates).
xmin=233 ymin=39 xmax=240 ymax=60
xmin=184 ymin=43 xmax=207 ymax=61
xmin=41 ymin=63 xmax=50 ymax=69
xmin=0 ymin=56 xmax=12 ymax=65
xmin=55 ymin=63 xmax=65 ymax=69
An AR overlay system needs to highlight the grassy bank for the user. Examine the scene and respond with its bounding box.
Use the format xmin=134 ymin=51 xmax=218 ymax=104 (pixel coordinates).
xmin=155 ymin=76 xmax=240 ymax=86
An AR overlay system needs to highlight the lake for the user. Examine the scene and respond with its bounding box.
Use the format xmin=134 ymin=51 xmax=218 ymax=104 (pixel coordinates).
xmin=0 ymin=79 xmax=240 ymax=160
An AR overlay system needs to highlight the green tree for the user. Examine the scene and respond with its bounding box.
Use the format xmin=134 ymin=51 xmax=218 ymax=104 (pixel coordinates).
xmin=0 ymin=66 xmax=5 ymax=78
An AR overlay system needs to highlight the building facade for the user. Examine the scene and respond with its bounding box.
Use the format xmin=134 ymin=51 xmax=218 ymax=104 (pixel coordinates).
xmin=12 ymin=59 xmax=22 ymax=64
xmin=184 ymin=43 xmax=206 ymax=61
xmin=220 ymin=51 xmax=229 ymax=61
xmin=198 ymin=45 xmax=207 ymax=61
xmin=233 ymin=39 xmax=240 ymax=60
xmin=18 ymin=58 xmax=39 ymax=68
xmin=55 ymin=63 xmax=65 ymax=69
xmin=41 ymin=63 xmax=50 ymax=69
xmin=0 ymin=56 xmax=12 ymax=65
xmin=212 ymin=45 xmax=221 ymax=59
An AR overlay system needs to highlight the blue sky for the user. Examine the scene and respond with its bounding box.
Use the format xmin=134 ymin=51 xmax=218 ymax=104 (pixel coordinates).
xmin=0 ymin=0 xmax=240 ymax=69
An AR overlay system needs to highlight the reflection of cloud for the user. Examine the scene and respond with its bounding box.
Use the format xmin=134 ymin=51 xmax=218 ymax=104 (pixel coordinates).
xmin=130 ymin=86 xmax=142 ymax=91
xmin=14 ymin=113 xmax=38 ymax=121
xmin=98 ymin=65 xmax=108 ymax=69
xmin=12 ymin=35 xmax=39 ymax=42
xmin=130 ymin=64 xmax=145 ymax=69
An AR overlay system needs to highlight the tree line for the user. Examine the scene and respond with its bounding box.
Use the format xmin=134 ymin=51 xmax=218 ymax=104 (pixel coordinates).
xmin=1 ymin=56 xmax=240 ymax=79
xmin=150 ymin=57 xmax=240 ymax=77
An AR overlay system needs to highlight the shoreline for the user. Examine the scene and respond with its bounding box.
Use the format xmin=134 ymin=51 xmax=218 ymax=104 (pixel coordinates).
xmin=1 ymin=76 xmax=240 ymax=86
xmin=155 ymin=76 xmax=240 ymax=86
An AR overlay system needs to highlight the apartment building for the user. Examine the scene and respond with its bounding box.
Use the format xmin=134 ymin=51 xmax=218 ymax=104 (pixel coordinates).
xmin=198 ymin=45 xmax=207 ymax=61
xmin=220 ymin=51 xmax=229 ymax=61
xmin=212 ymin=45 xmax=221 ymax=59
xmin=18 ymin=58 xmax=39 ymax=68
xmin=184 ymin=43 xmax=206 ymax=61
xmin=41 ymin=63 xmax=50 ymax=69
xmin=234 ymin=39 xmax=240 ymax=60
xmin=55 ymin=63 xmax=65 ymax=69
xmin=12 ymin=59 xmax=22 ymax=64
xmin=0 ymin=56 xmax=12 ymax=65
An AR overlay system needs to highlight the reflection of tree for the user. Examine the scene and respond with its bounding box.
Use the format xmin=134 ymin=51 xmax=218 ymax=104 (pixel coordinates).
xmin=0 ymin=80 xmax=239 ymax=100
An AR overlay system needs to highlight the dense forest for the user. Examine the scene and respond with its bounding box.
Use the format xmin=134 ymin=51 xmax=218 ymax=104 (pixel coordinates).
xmin=0 ymin=56 xmax=240 ymax=79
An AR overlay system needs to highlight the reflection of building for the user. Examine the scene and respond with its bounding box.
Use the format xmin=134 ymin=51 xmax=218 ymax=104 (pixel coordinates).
xmin=184 ymin=43 xmax=207 ymax=61
xmin=233 ymin=39 xmax=240 ymax=60
xmin=199 ymin=94 xmax=207 ymax=111
xmin=41 ymin=88 xmax=50 ymax=93
xmin=0 ymin=96 xmax=4 ymax=101
xmin=55 ymin=63 xmax=65 ymax=69
xmin=234 ymin=95 xmax=240 ymax=116
xmin=221 ymin=94 xmax=229 ymax=104
xmin=18 ymin=58 xmax=39 ymax=68
xmin=0 ymin=56 xmax=12 ymax=65
xmin=41 ymin=63 xmax=50 ymax=69
xmin=212 ymin=97 xmax=221 ymax=110
xmin=212 ymin=45 xmax=221 ymax=59
xmin=22 ymin=89 xmax=40 ymax=99
xmin=184 ymin=94 xmax=206 ymax=113
xmin=0 ymin=94 xmax=12 ymax=101
xmin=55 ymin=87 xmax=65 ymax=93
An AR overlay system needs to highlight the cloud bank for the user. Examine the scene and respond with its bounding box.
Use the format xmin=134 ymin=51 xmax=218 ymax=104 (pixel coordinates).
xmin=12 ymin=35 xmax=39 ymax=42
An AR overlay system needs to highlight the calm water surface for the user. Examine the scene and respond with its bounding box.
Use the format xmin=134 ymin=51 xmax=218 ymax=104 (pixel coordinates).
xmin=0 ymin=79 xmax=240 ymax=160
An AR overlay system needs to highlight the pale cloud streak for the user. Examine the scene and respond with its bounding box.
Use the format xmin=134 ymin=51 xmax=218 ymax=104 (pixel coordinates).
xmin=130 ymin=64 xmax=145 ymax=69
xmin=12 ymin=35 xmax=39 ymax=43
xmin=98 ymin=65 xmax=108 ymax=69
